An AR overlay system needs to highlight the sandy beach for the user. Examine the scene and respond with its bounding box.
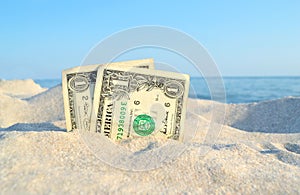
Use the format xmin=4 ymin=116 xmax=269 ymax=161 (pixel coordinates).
xmin=0 ymin=79 xmax=299 ymax=194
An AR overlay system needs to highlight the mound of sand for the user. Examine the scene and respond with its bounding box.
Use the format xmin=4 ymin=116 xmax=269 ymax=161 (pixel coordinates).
xmin=0 ymin=80 xmax=299 ymax=194
xmin=0 ymin=83 xmax=64 ymax=128
xmin=189 ymin=97 xmax=300 ymax=133
xmin=0 ymin=79 xmax=47 ymax=98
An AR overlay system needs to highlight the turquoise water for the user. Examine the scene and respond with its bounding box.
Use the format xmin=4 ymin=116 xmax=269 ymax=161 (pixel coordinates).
xmin=190 ymin=77 xmax=300 ymax=103
xmin=34 ymin=79 xmax=61 ymax=88
xmin=35 ymin=77 xmax=300 ymax=104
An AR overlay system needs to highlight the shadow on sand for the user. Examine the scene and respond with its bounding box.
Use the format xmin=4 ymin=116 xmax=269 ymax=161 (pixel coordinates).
xmin=0 ymin=122 xmax=66 ymax=132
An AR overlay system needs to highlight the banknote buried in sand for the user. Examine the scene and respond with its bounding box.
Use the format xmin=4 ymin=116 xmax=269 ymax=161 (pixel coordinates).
xmin=62 ymin=59 xmax=155 ymax=132
xmin=62 ymin=59 xmax=190 ymax=142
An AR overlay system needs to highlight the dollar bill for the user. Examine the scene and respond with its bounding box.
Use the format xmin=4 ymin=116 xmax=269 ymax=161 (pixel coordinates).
xmin=90 ymin=67 xmax=190 ymax=141
xmin=62 ymin=59 xmax=154 ymax=131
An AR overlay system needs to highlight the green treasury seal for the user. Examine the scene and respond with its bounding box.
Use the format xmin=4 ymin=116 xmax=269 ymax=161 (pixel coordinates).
xmin=133 ymin=114 xmax=155 ymax=136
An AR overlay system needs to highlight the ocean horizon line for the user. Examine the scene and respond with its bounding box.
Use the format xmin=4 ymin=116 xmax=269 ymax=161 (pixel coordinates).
xmin=1 ymin=75 xmax=300 ymax=81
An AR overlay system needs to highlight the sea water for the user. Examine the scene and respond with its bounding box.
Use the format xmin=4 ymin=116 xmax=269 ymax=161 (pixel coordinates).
xmin=35 ymin=77 xmax=300 ymax=104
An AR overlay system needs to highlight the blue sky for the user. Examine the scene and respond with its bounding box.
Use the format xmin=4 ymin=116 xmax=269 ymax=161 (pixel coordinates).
xmin=0 ymin=0 xmax=299 ymax=79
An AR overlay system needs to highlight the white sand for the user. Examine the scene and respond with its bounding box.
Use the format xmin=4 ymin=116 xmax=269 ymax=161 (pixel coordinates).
xmin=0 ymin=80 xmax=299 ymax=194
xmin=0 ymin=79 xmax=47 ymax=99
xmin=0 ymin=82 xmax=64 ymax=128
